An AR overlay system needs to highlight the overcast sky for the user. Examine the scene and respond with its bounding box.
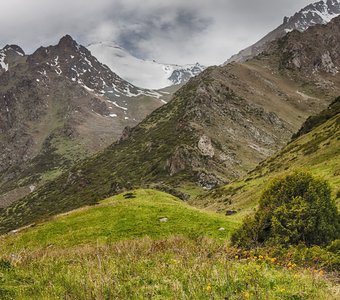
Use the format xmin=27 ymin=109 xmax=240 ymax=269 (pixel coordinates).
xmin=0 ymin=0 xmax=314 ymax=65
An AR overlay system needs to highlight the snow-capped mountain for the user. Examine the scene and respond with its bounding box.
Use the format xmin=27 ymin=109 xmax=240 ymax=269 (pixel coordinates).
xmin=226 ymin=0 xmax=340 ymax=64
xmin=283 ymin=0 xmax=340 ymax=31
xmin=29 ymin=35 xmax=164 ymax=100
xmin=88 ymin=41 xmax=205 ymax=89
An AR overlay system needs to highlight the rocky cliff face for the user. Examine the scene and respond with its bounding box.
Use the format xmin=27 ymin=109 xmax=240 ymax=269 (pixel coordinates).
xmin=263 ymin=15 xmax=340 ymax=77
xmin=226 ymin=0 xmax=340 ymax=64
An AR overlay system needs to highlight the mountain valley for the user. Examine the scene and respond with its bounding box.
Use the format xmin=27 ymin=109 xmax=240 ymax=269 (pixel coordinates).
xmin=0 ymin=1 xmax=339 ymax=299
xmin=1 ymin=15 xmax=340 ymax=233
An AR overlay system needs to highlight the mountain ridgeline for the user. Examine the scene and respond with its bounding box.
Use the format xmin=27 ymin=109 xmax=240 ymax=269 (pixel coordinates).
xmin=0 ymin=16 xmax=340 ymax=233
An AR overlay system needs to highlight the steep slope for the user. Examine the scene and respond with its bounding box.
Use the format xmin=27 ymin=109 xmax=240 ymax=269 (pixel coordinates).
xmin=192 ymin=97 xmax=340 ymax=215
xmin=1 ymin=16 xmax=340 ymax=233
xmin=88 ymin=41 xmax=205 ymax=89
xmin=226 ymin=0 xmax=340 ymax=64
xmin=0 ymin=36 xmax=171 ymax=208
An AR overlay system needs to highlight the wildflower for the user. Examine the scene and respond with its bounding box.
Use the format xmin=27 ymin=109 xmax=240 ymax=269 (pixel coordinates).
xmin=271 ymin=258 xmax=277 ymax=263
xmin=244 ymin=291 xmax=250 ymax=299
xmin=235 ymin=255 xmax=239 ymax=259
xmin=259 ymin=255 xmax=264 ymax=259
xmin=319 ymin=270 xmax=324 ymax=276
xmin=206 ymin=283 xmax=212 ymax=293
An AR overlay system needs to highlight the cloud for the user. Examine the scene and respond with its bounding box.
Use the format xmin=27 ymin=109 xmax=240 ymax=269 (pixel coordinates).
xmin=0 ymin=0 xmax=314 ymax=65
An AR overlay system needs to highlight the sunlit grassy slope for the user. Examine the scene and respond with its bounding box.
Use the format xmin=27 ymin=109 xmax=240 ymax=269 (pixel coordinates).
xmin=0 ymin=189 xmax=338 ymax=299
xmin=0 ymin=189 xmax=238 ymax=251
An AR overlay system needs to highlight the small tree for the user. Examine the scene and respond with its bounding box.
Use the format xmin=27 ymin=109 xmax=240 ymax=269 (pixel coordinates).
xmin=231 ymin=172 xmax=340 ymax=248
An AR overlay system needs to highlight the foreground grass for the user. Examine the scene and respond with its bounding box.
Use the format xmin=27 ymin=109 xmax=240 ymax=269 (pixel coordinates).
xmin=0 ymin=236 xmax=338 ymax=299
xmin=0 ymin=189 xmax=338 ymax=299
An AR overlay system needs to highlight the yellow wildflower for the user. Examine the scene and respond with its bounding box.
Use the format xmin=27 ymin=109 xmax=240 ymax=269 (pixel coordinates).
xmin=319 ymin=270 xmax=324 ymax=276
xmin=244 ymin=291 xmax=250 ymax=299
xmin=259 ymin=255 xmax=264 ymax=259
xmin=206 ymin=283 xmax=212 ymax=293
xmin=235 ymin=255 xmax=239 ymax=259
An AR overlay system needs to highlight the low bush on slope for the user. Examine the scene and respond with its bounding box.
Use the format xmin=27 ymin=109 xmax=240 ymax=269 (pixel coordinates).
xmin=231 ymin=172 xmax=340 ymax=248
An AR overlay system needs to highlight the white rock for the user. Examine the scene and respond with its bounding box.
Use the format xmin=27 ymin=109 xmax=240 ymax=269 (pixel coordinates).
xmin=198 ymin=135 xmax=215 ymax=157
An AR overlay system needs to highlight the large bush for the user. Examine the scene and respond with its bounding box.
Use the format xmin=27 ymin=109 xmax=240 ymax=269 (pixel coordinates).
xmin=231 ymin=172 xmax=340 ymax=248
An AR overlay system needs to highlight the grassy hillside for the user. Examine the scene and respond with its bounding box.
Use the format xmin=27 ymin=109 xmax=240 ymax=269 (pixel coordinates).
xmin=192 ymin=98 xmax=340 ymax=215
xmin=0 ymin=189 xmax=337 ymax=299
xmin=0 ymin=189 xmax=238 ymax=250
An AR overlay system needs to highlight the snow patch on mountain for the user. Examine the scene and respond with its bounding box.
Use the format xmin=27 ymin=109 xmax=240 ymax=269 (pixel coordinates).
xmin=0 ymin=51 xmax=8 ymax=71
xmin=88 ymin=42 xmax=205 ymax=89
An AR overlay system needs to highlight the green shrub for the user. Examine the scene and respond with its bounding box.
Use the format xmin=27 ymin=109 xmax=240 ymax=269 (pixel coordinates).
xmin=231 ymin=172 xmax=340 ymax=248
xmin=327 ymin=239 xmax=340 ymax=254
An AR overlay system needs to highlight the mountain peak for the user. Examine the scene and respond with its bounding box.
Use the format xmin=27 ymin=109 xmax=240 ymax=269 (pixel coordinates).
xmin=57 ymin=34 xmax=78 ymax=49
xmin=2 ymin=44 xmax=25 ymax=56
xmin=0 ymin=44 xmax=25 ymax=72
